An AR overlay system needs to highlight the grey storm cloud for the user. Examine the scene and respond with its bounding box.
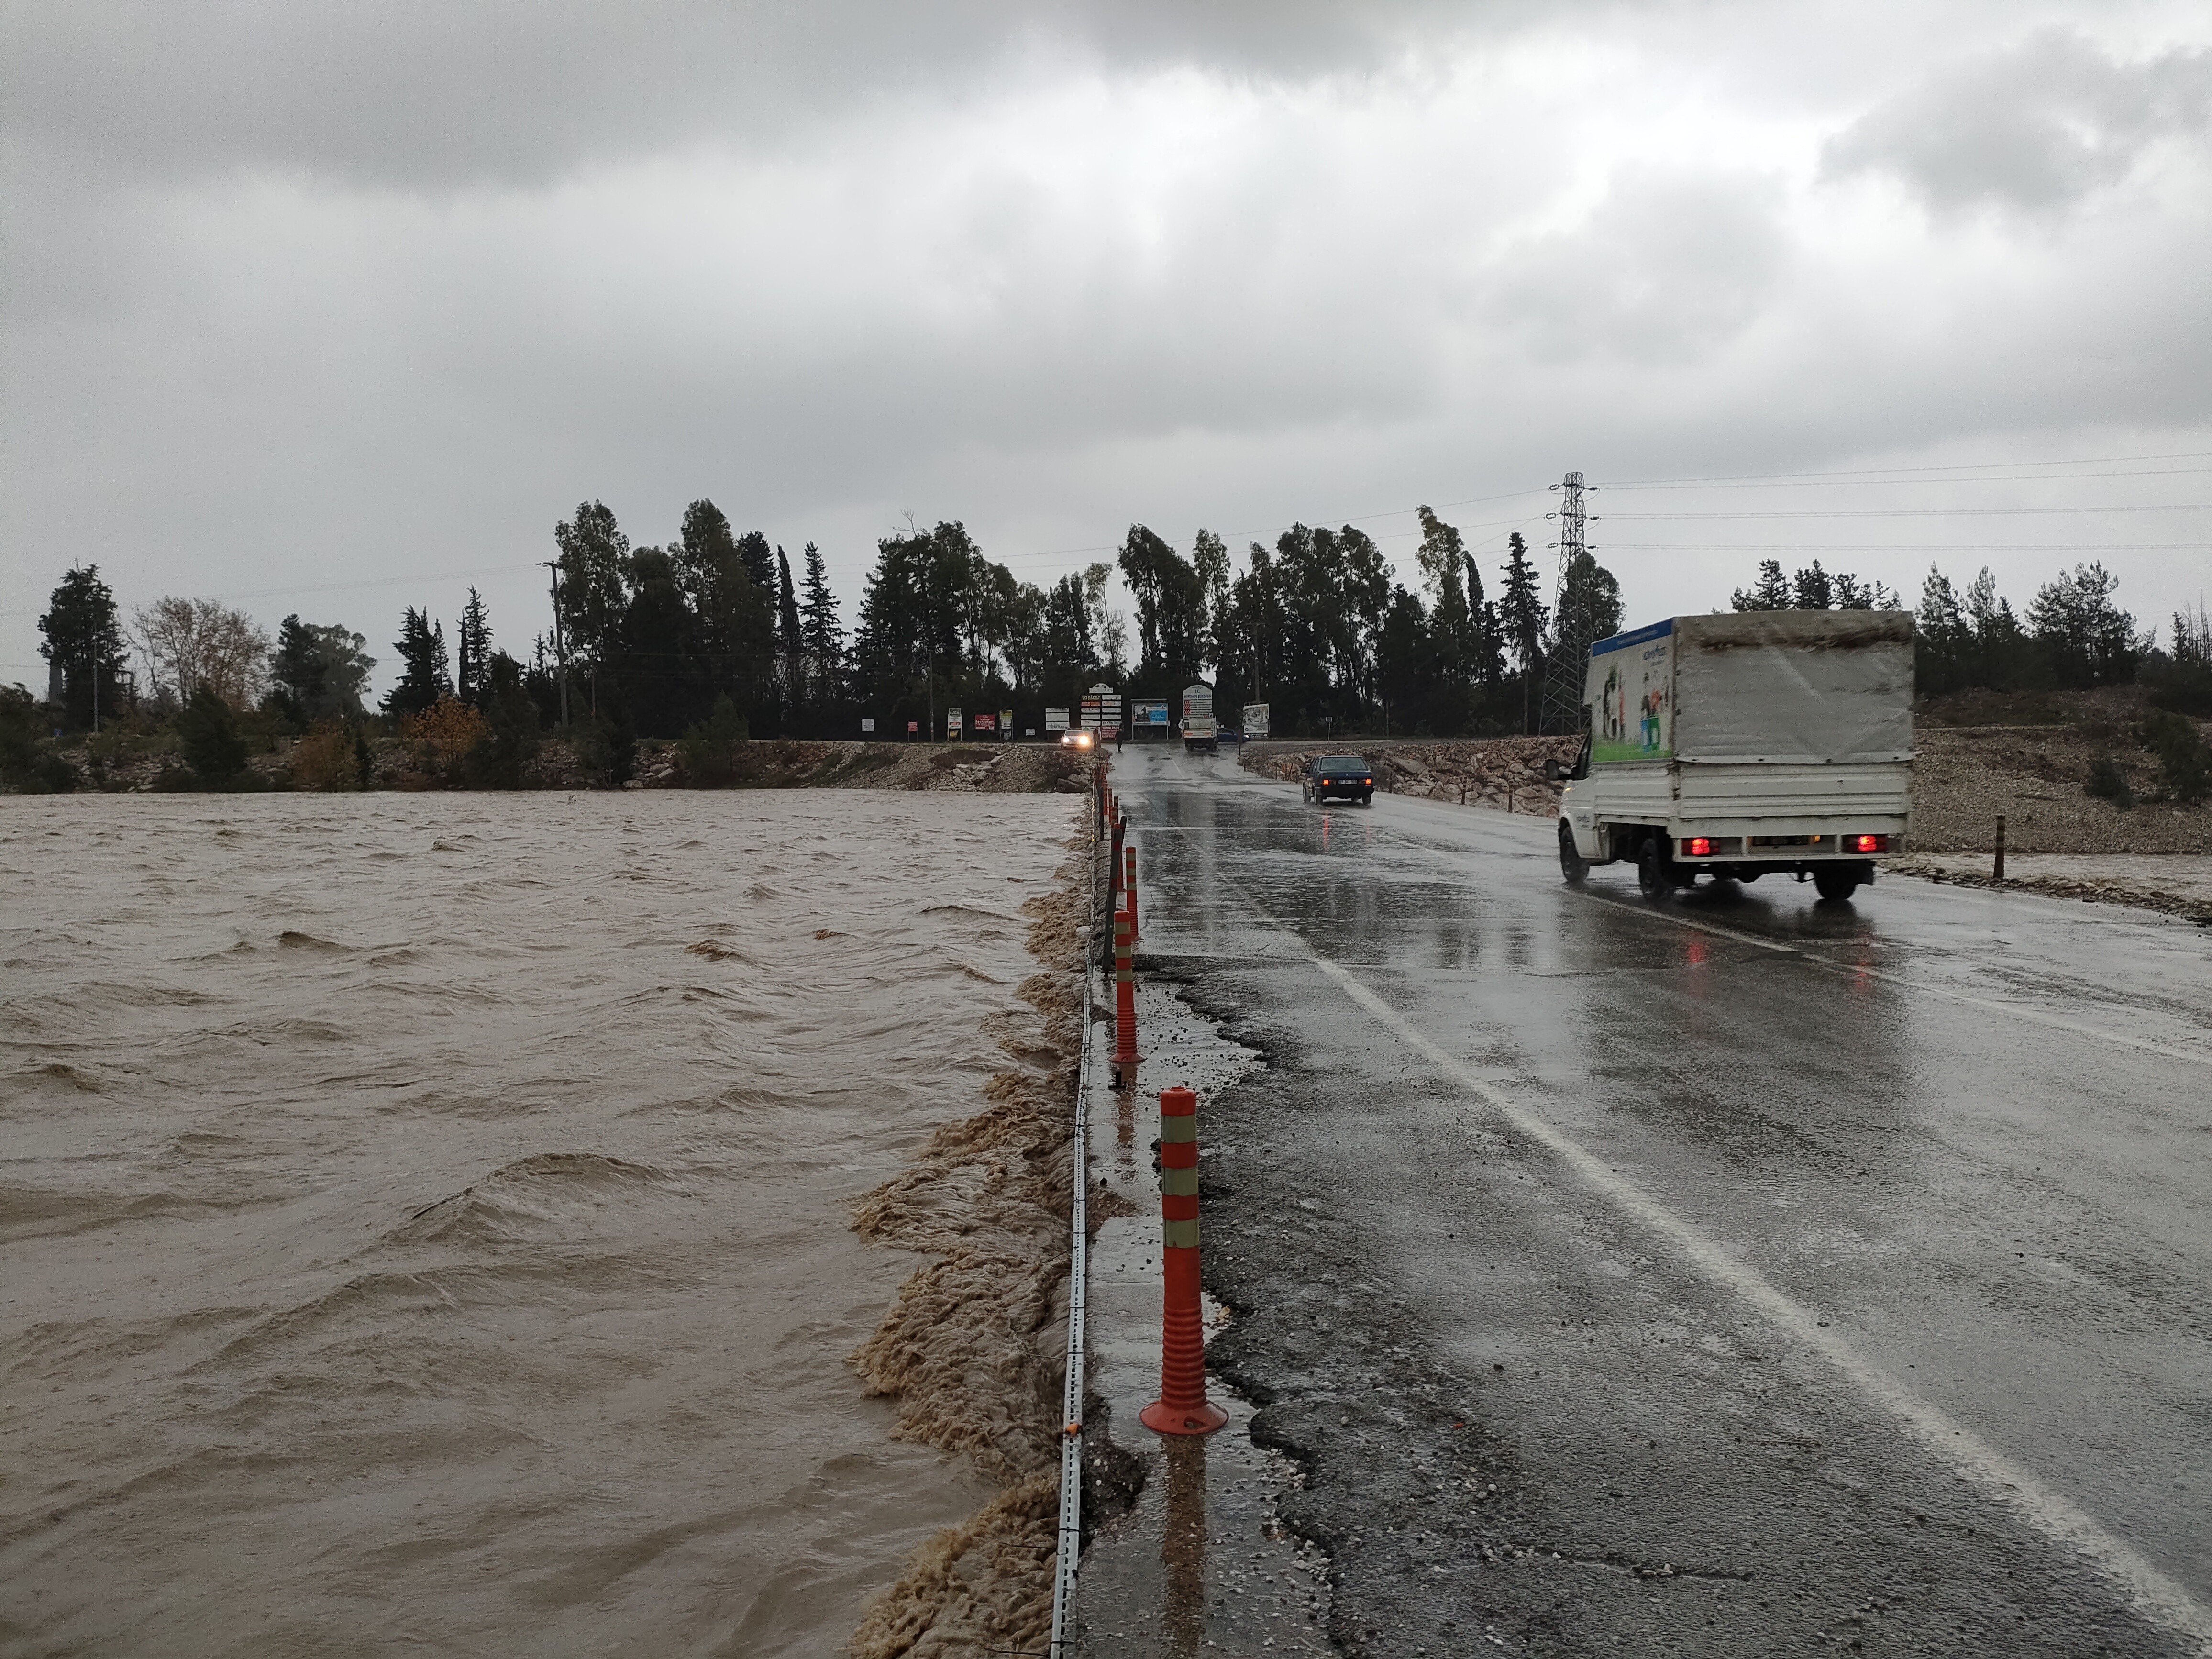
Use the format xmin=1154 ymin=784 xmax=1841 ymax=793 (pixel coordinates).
xmin=1 ymin=0 xmax=1517 ymax=188
xmin=1823 ymin=28 xmax=2212 ymax=214
xmin=1486 ymin=170 xmax=1792 ymax=367
xmin=4 ymin=1 xmax=2211 ymax=687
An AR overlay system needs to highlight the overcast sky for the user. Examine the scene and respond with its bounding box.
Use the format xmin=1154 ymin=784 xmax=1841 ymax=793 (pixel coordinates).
xmin=5 ymin=0 xmax=2209 ymax=693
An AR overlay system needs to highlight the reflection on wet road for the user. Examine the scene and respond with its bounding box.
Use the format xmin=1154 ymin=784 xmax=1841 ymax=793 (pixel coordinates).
xmin=1113 ymin=742 xmax=2212 ymax=1657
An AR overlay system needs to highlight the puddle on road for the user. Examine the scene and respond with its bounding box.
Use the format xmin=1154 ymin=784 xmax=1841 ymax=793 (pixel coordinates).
xmin=1075 ymin=977 xmax=1336 ymax=1657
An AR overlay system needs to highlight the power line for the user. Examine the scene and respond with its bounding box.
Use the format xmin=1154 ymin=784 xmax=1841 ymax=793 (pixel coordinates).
xmin=1593 ymin=450 xmax=2212 ymax=487
xmin=1604 ymin=504 xmax=2212 ymax=520
xmin=1604 ymin=542 xmax=2209 ymax=553
xmin=1603 ymin=467 xmax=2212 ymax=490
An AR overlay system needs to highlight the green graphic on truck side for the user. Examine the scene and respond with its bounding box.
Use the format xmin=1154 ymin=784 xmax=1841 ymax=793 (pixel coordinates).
xmin=1588 ymin=621 xmax=1673 ymax=764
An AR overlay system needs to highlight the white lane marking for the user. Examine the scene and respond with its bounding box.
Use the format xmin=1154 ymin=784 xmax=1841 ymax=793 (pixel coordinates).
xmin=1266 ymin=784 xmax=2210 ymax=1068
xmin=1278 ymin=921 xmax=2212 ymax=1651
xmin=1131 ymin=810 xmax=2212 ymax=1650
xmin=1574 ymin=888 xmax=2212 ymax=1069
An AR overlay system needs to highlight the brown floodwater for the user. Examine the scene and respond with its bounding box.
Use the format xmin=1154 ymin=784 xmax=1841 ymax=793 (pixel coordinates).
xmin=0 ymin=790 xmax=1078 ymax=1657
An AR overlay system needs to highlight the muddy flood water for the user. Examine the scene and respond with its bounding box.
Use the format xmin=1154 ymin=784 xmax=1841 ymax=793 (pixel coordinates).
xmin=0 ymin=791 xmax=1079 ymax=1657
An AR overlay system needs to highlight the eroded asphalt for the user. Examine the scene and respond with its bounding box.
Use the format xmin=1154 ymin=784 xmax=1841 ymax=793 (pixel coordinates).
xmin=1078 ymin=742 xmax=2211 ymax=1658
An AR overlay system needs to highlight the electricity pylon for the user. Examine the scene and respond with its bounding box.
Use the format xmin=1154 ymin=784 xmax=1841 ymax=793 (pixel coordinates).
xmin=1538 ymin=471 xmax=1595 ymax=735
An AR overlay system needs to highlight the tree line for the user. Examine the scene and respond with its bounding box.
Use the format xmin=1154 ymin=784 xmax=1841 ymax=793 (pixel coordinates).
xmin=1730 ymin=553 xmax=2210 ymax=706
xmin=12 ymin=500 xmax=2208 ymax=795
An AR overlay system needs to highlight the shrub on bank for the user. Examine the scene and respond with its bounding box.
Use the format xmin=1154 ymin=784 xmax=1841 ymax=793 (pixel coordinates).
xmin=290 ymin=720 xmax=364 ymax=790
xmin=178 ymin=686 xmax=252 ymax=788
xmin=2083 ymin=753 xmax=2134 ymax=810
xmin=0 ymin=685 xmax=76 ymax=792
xmin=676 ymin=696 xmax=747 ymax=786
xmin=2139 ymin=711 xmax=2210 ymax=806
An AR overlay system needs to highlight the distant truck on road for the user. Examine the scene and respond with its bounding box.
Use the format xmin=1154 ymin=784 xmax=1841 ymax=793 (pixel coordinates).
xmin=1181 ymin=683 xmax=1218 ymax=753
xmin=1554 ymin=610 xmax=1915 ymax=903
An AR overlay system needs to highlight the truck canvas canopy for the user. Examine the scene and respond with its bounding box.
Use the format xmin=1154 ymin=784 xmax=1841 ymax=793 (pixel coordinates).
xmin=1671 ymin=611 xmax=1914 ymax=765
xmin=1586 ymin=611 xmax=1914 ymax=767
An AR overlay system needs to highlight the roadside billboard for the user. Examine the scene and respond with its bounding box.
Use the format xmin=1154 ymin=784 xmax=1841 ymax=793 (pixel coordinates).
xmin=973 ymin=712 xmax=995 ymax=731
xmin=1045 ymin=708 xmax=1070 ymax=731
xmin=945 ymin=707 xmax=962 ymax=740
xmin=1132 ymin=700 xmax=1170 ymax=728
xmin=1242 ymin=703 xmax=1270 ymax=738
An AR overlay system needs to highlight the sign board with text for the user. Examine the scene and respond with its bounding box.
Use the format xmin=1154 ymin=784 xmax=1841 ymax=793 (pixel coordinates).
xmin=1080 ymin=684 xmax=1124 ymax=737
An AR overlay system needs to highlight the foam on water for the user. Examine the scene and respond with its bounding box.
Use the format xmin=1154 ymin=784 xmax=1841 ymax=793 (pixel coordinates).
xmin=0 ymin=789 xmax=1077 ymax=1658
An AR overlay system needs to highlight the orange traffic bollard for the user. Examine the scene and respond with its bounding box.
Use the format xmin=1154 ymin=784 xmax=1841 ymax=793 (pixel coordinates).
xmin=1123 ymin=843 xmax=1139 ymax=944
xmin=1108 ymin=812 xmax=1125 ymax=922
xmin=1140 ymin=1085 xmax=1227 ymax=1437
xmin=1110 ymin=909 xmax=1139 ymax=1086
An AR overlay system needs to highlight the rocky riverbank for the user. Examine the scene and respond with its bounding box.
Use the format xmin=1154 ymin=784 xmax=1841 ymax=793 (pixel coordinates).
xmin=46 ymin=735 xmax=1089 ymax=795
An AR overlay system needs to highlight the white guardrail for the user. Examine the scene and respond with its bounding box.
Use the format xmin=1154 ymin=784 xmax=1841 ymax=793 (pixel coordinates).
xmin=1046 ymin=791 xmax=1099 ymax=1656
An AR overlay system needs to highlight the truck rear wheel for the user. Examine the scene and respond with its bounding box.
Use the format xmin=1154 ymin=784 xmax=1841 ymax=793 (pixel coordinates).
xmin=1559 ymin=820 xmax=1588 ymax=885
xmin=1813 ymin=866 xmax=1860 ymax=902
xmin=1637 ymin=835 xmax=1672 ymax=901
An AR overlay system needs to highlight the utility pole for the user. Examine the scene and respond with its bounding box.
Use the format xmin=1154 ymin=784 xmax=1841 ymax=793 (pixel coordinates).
xmin=541 ymin=561 xmax=569 ymax=729
xmin=1539 ymin=471 xmax=1598 ymax=735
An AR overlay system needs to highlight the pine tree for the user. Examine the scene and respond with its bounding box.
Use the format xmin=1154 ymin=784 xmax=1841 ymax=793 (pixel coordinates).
xmin=776 ymin=547 xmax=805 ymax=704
xmin=799 ymin=542 xmax=846 ymax=701
xmin=383 ymin=607 xmax=452 ymax=716
xmin=554 ymin=502 xmax=630 ymax=713
xmin=1415 ymin=508 xmax=1472 ymax=731
xmin=37 ymin=565 xmax=131 ymax=730
xmin=456 ymin=587 xmax=492 ymax=707
xmin=271 ymin=616 xmax=328 ymax=728
xmin=1792 ymin=561 xmax=1835 ymax=611
xmin=1731 ymin=560 xmax=1792 ymax=611
xmin=1497 ymin=532 xmax=1550 ymax=733
xmin=1463 ymin=556 xmax=1503 ymax=690
xmin=737 ymin=531 xmax=777 ymax=598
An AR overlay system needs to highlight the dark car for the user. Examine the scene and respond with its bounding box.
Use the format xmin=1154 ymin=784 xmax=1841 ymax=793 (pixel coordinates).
xmin=1302 ymin=753 xmax=1375 ymax=806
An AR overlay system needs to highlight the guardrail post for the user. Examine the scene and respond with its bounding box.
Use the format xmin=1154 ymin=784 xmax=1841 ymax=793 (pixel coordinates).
xmin=1994 ymin=813 xmax=2007 ymax=883
xmin=1110 ymin=910 xmax=1139 ymax=1087
xmin=1140 ymin=1085 xmax=1226 ymax=1436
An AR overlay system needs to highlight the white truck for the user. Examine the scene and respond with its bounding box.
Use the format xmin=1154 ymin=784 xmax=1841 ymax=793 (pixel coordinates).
xmin=1554 ymin=610 xmax=1914 ymax=903
xmin=1180 ymin=683 xmax=1218 ymax=753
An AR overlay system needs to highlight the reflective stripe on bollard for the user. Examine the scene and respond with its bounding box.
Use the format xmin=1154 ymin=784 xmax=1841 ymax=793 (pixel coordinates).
xmin=1140 ymin=1086 xmax=1226 ymax=1436
xmin=1110 ymin=909 xmax=1139 ymax=1084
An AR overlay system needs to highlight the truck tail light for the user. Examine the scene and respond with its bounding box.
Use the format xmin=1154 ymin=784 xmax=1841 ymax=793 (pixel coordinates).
xmin=1851 ymin=834 xmax=1889 ymax=853
xmin=1684 ymin=837 xmax=1713 ymax=857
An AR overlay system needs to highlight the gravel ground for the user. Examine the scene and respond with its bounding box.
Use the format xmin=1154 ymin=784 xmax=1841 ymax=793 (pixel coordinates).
xmin=1905 ymin=724 xmax=2209 ymax=855
xmin=1234 ymin=717 xmax=2212 ymax=856
xmin=1886 ymin=852 xmax=2212 ymax=924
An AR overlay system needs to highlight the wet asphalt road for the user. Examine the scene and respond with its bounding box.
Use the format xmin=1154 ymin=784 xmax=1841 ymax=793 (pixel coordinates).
xmin=1108 ymin=742 xmax=2212 ymax=1658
